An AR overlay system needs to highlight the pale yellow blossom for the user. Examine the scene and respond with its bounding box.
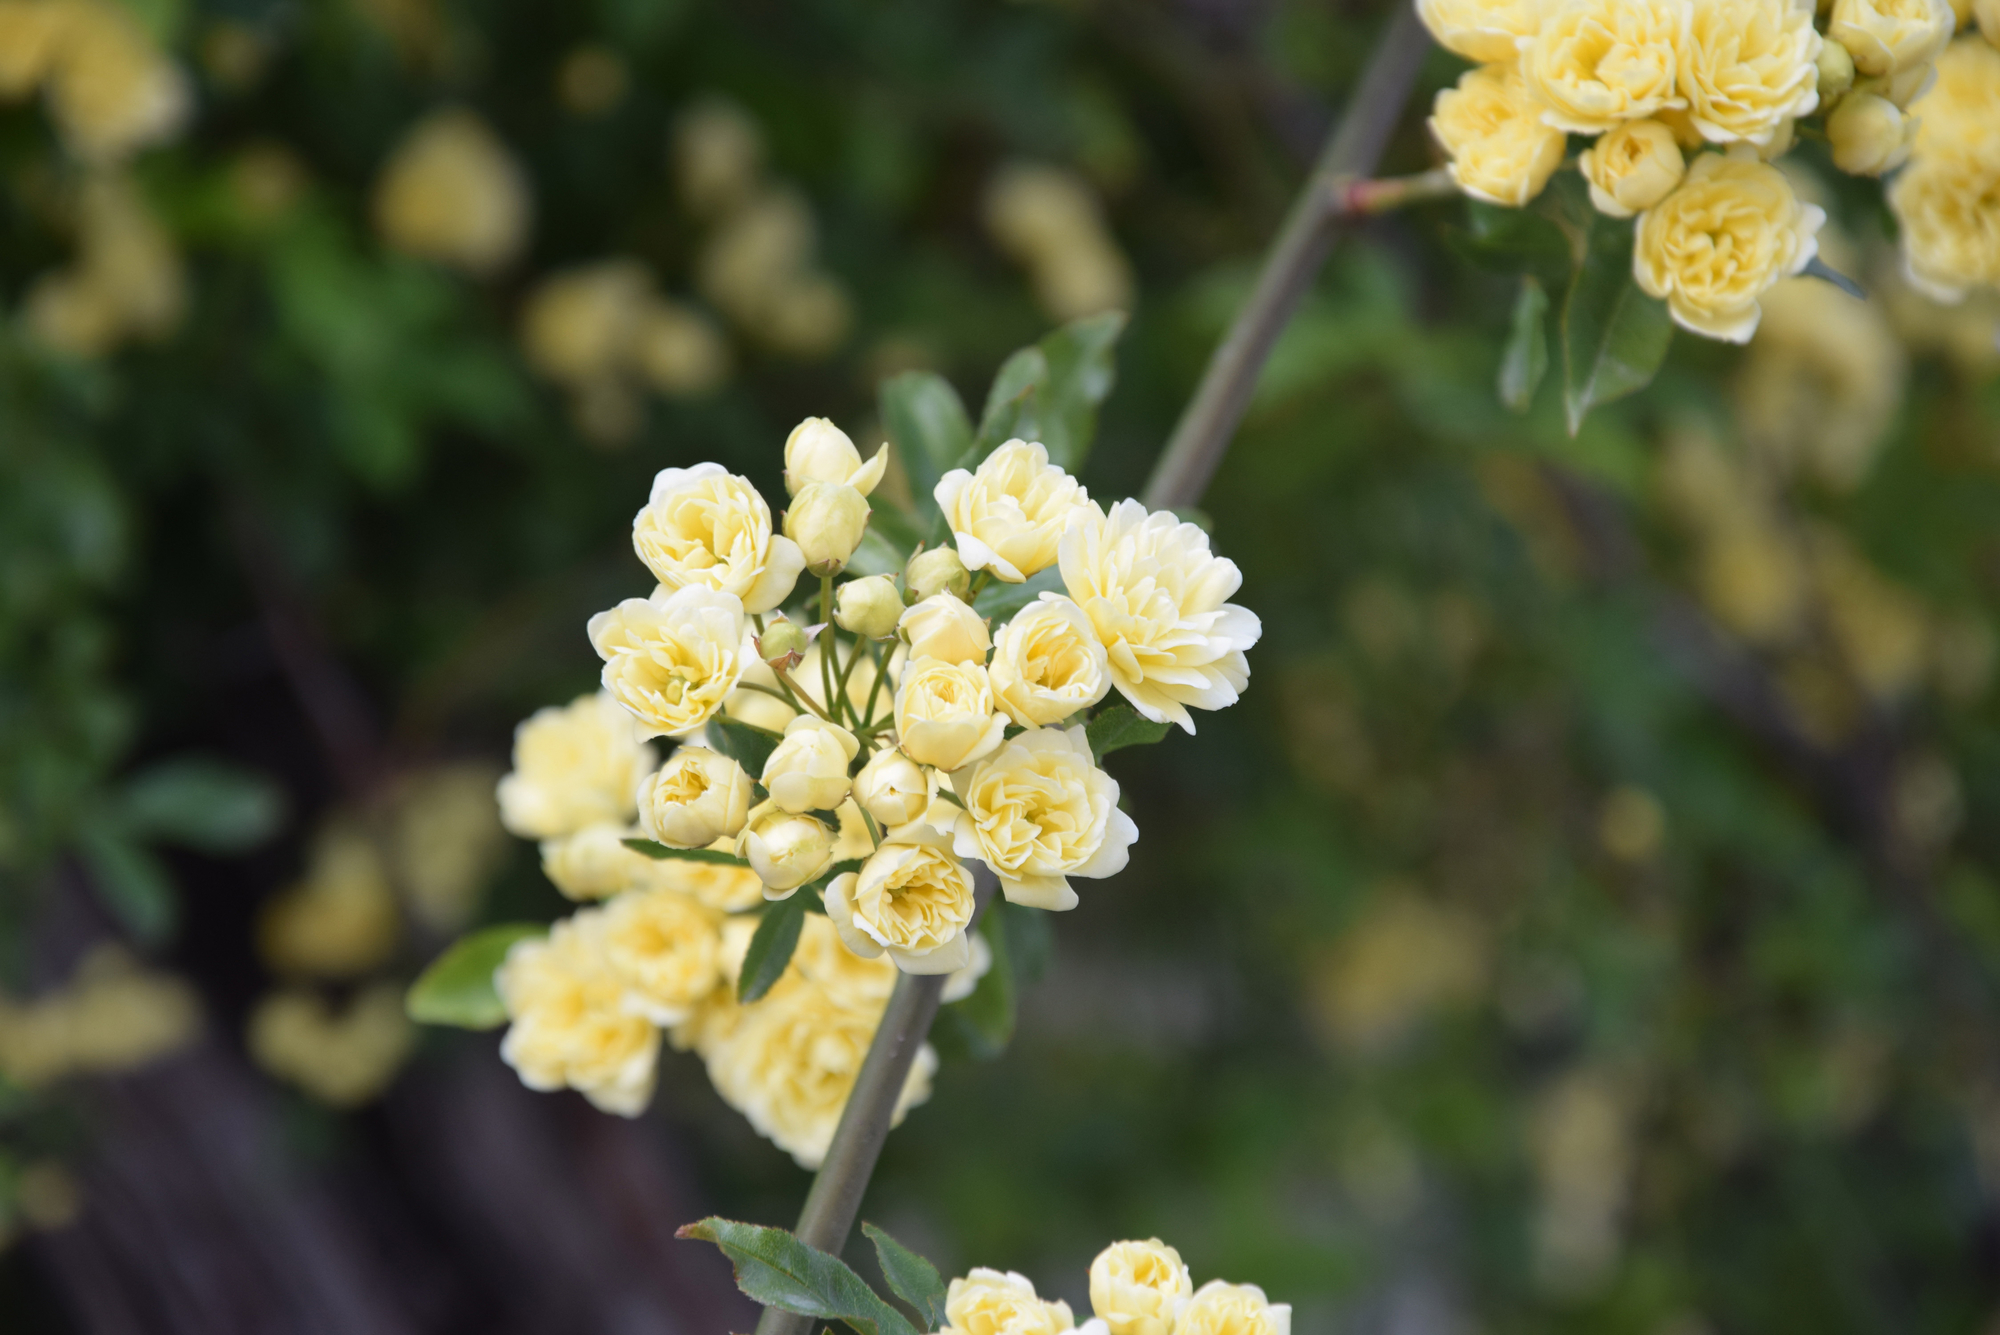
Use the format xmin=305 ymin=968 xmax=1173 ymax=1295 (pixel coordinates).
xmin=761 ymin=715 xmax=861 ymax=814
xmin=853 ymin=746 xmax=932 ymax=827
xmin=637 ymin=745 xmax=752 ymax=847
xmin=737 ymin=801 xmax=835 ymax=895
xmin=989 ymin=593 xmax=1111 ymax=727
xmin=1678 ymin=0 xmax=1823 ymax=145
xmin=1520 ymin=0 xmax=1687 ymax=134
xmin=1830 ymin=0 xmax=1953 ymax=76
xmin=1416 ymin=0 xmax=1548 ymax=63
xmin=784 ymin=417 xmax=888 ymax=496
xmin=823 ymin=824 xmax=976 ymax=974
xmin=899 ymin=592 xmax=993 ymax=665
xmin=1429 ymin=63 xmax=1567 ymax=207
xmin=934 ymin=439 xmax=1090 ymax=583
xmin=633 ymin=463 xmax=805 ymax=614
xmin=942 ymin=1269 xmax=1076 ymax=1335
xmin=497 ymin=913 xmax=660 ymax=1117
xmin=1579 ymin=120 xmax=1686 ymax=218
xmin=588 ymin=584 xmax=754 ymax=738
xmin=1634 ymin=152 xmax=1824 ymax=341
xmin=945 ymin=725 xmax=1136 ymax=911
xmin=894 ymin=657 xmax=1009 ymax=772
xmin=1089 ymin=1239 xmax=1193 ymax=1335
xmin=497 ymin=691 xmax=657 ymax=840
xmin=1175 ymin=1282 xmax=1292 ymax=1335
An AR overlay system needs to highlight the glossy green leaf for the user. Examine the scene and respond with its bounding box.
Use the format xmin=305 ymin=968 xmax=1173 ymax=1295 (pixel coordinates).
xmin=863 ymin=1223 xmax=948 ymax=1330
xmin=118 ymin=757 xmax=286 ymax=854
xmin=879 ymin=371 xmax=973 ymax=519
xmin=77 ymin=826 xmax=175 ymax=944
xmin=973 ymin=565 xmax=1063 ymax=624
xmin=1499 ymin=276 xmax=1550 ymax=413
xmin=406 ymin=923 xmax=544 ymax=1029
xmin=707 ymin=714 xmax=781 ymax=778
xmin=1086 ymin=703 xmax=1172 ymax=760
xmin=1033 ymin=309 xmax=1126 ymax=471
xmin=739 ymin=893 xmax=808 ymax=1002
xmin=974 ymin=346 xmax=1047 ymax=459
xmin=1450 ymin=199 xmax=1572 ymax=282
xmin=622 ymin=839 xmax=750 ymax=866
xmin=1560 ymin=217 xmax=1674 ymax=436
xmin=677 ymin=1218 xmax=921 ymax=1335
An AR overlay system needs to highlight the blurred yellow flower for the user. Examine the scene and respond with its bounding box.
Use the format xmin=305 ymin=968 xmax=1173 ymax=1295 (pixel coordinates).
xmin=246 ymin=983 xmax=416 ymax=1107
xmin=388 ymin=763 xmax=506 ymax=931
xmin=1417 ymin=0 xmax=1547 ymax=61
xmin=1579 ymin=120 xmax=1686 ymax=218
xmin=1312 ymin=889 xmax=1486 ymax=1053
xmin=259 ymin=823 xmax=401 ymax=978
xmin=1634 ymin=152 xmax=1825 ymax=341
xmin=1429 ymin=63 xmax=1567 ymax=207
xmin=497 ymin=691 xmax=657 ymax=840
xmin=1827 ymin=92 xmax=1917 ymax=175
xmin=646 ymin=837 xmax=769 ymax=912
xmin=601 ymin=886 xmax=724 ymax=1025
xmin=1830 ymin=0 xmax=1953 ymax=76
xmin=497 ymin=913 xmax=660 ymax=1117
xmin=372 ymin=108 xmax=531 ymax=274
xmin=1176 ymin=1282 xmax=1291 ymax=1335
xmin=1736 ymin=274 xmax=1905 ymax=489
xmin=539 ymin=822 xmax=660 ymax=901
xmin=555 ymin=44 xmax=627 ymax=117
xmin=44 ymin=0 xmax=190 ymax=161
xmin=982 ymin=161 xmax=1134 ymax=322
xmin=0 ymin=1 xmax=68 ymax=98
xmin=0 ymin=946 xmax=199 ymax=1088
xmin=24 ymin=170 xmax=184 ymax=357
xmin=672 ymin=98 xmax=765 ymax=220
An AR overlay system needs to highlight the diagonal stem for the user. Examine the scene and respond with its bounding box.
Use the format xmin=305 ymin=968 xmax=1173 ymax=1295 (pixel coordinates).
xmin=1142 ymin=5 xmax=1434 ymax=512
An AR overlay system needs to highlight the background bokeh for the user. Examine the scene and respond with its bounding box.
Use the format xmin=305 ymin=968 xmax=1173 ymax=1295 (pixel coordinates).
xmin=5 ymin=0 xmax=2000 ymax=1331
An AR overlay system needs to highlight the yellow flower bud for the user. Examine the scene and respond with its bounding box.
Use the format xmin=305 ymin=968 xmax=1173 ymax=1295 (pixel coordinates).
xmin=761 ymin=715 xmax=861 ymax=814
xmin=785 ymin=482 xmax=870 ymax=576
xmin=784 ymin=416 xmax=888 ymax=496
xmin=1579 ymin=120 xmax=1686 ymax=219
xmin=1090 ymin=1239 xmax=1193 ymax=1335
xmin=757 ymin=615 xmax=810 ymax=668
xmin=905 ymin=546 xmax=971 ymax=602
xmin=1818 ymin=40 xmax=1857 ymax=98
xmin=893 ymin=658 xmax=1009 ymax=773
xmin=942 ymin=1270 xmax=1075 ymax=1335
xmin=1828 ymin=92 xmax=1917 ymax=174
xmin=852 ymin=747 xmax=931 ymax=827
xmin=835 ymin=575 xmax=904 ymax=638
xmin=736 ymin=801 xmax=835 ymax=895
xmin=898 ymin=592 xmax=992 ymax=665
xmin=1831 ymin=0 xmax=1953 ymax=76
xmin=1176 ymin=1281 xmax=1291 ymax=1335
xmin=637 ymin=746 xmax=752 ymax=848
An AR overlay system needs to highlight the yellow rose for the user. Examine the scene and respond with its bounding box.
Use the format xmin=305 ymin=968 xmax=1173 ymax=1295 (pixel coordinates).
xmin=1679 ymin=0 xmax=1822 ymax=145
xmin=1828 ymin=92 xmax=1917 ymax=175
xmin=43 ymin=0 xmax=189 ymax=162
xmin=647 ymin=837 xmax=769 ymax=912
xmin=894 ymin=657 xmax=1009 ymax=772
xmin=988 ymin=593 xmax=1111 ymax=727
xmin=1520 ymin=0 xmax=1685 ymax=134
xmin=1831 ymin=0 xmax=1953 ymax=75
xmin=1634 ymin=152 xmax=1825 ymax=341
xmin=588 ymin=584 xmax=753 ymax=738
xmin=1058 ymin=499 xmax=1262 ymax=733
xmin=632 ymin=296 xmax=730 ymax=396
xmin=1911 ymin=37 xmax=2000 ymax=161
xmin=1416 ymin=0 xmax=1548 ymax=62
xmin=1176 ymin=1282 xmax=1291 ymax=1335
xmin=1089 ymin=1239 xmax=1193 ymax=1335
xmin=934 ymin=439 xmax=1090 ymax=583
xmin=853 ymin=746 xmax=932 ymax=827
xmin=737 ymin=801 xmax=835 ymax=894
xmin=1579 ymin=120 xmax=1686 ymax=217
xmin=1889 ymin=154 xmax=2000 ymax=300
xmin=703 ymin=970 xmax=935 ymax=1168
xmin=539 ymin=822 xmax=662 ymax=901
xmin=600 ymin=887 xmax=724 ymax=1025
xmin=637 ymin=745 xmax=752 ymax=847
xmin=785 ymin=481 xmax=871 ymax=575
xmin=788 ymin=913 xmax=903 ymax=1009
xmin=496 ymin=914 xmax=660 ymax=1117
xmin=823 ymin=825 xmax=976 ymax=974
xmin=371 ymin=108 xmax=530 ymax=274
xmin=761 ymin=715 xmax=861 ymax=814
xmin=1428 ymin=63 xmax=1567 ymax=207
xmin=246 ymin=983 xmax=415 ymax=1108
xmin=946 ymin=725 xmax=1137 ymax=911
xmin=943 ymin=1270 xmax=1075 ymax=1335
xmin=633 ymin=463 xmax=805 ymax=614
xmin=497 ymin=691 xmax=657 ymax=839
xmin=784 ymin=416 xmax=889 ymax=496
xmin=899 ymin=591 xmax=993 ymax=665
xmin=836 ymin=574 xmax=905 ymax=639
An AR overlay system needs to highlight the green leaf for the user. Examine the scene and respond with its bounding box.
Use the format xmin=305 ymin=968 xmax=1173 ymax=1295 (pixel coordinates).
xmin=1560 ymin=216 xmax=1674 ymax=437
xmin=973 ymin=565 xmax=1064 ymax=624
xmin=677 ymin=1218 xmax=922 ymax=1335
xmin=879 ymin=371 xmax=974 ymax=519
xmin=863 ymin=1223 xmax=948 ymax=1330
xmin=117 ymin=757 xmax=286 ymax=854
xmin=1498 ymin=276 xmax=1550 ymax=414
xmin=974 ymin=346 xmax=1047 ymax=459
xmin=947 ymin=910 xmax=1016 ymax=1059
xmin=1032 ymin=310 xmax=1126 ymax=471
xmin=1086 ymin=703 xmax=1172 ymax=760
xmin=622 ymin=839 xmax=751 ymax=866
xmin=76 ymin=826 xmax=175 ymax=944
xmin=407 ymin=923 xmax=544 ymax=1029
xmin=739 ymin=893 xmax=809 ymax=1002
xmin=708 ymin=714 xmax=781 ymax=777
xmin=1449 ymin=200 xmax=1571 ymax=282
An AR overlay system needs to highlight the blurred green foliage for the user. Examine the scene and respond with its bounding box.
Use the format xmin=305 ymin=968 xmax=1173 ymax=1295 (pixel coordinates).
xmin=3 ymin=0 xmax=2000 ymax=1330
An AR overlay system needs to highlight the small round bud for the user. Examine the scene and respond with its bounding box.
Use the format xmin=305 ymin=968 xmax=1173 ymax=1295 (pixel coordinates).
xmin=852 ymin=747 xmax=930 ymax=827
xmin=898 ymin=593 xmax=991 ymax=664
xmin=784 ymin=482 xmax=870 ymax=576
xmin=1817 ymin=41 xmax=1856 ymax=101
xmin=904 ymin=546 xmax=970 ymax=603
xmin=835 ymin=575 xmax=903 ymax=638
xmin=784 ymin=417 xmax=886 ymax=496
xmin=736 ymin=802 xmax=834 ymax=895
xmin=1828 ymin=93 xmax=1913 ymax=176
xmin=758 ymin=615 xmax=808 ymax=669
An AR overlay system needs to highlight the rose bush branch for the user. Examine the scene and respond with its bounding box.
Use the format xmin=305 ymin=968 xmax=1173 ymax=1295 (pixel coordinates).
xmin=1142 ymin=4 xmax=1434 ymax=511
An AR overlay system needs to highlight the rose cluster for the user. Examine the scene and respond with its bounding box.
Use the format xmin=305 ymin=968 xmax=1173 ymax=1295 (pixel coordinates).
xmin=935 ymin=1238 xmax=1290 ymax=1335
xmin=483 ymin=416 xmax=1259 ymax=1161
xmin=1420 ymin=0 xmax=1990 ymax=340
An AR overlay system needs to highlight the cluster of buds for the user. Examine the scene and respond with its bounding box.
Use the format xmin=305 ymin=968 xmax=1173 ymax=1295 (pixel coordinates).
xmin=934 ymin=1238 xmax=1291 ymax=1335
xmin=1419 ymin=0 xmax=1991 ymax=339
xmin=483 ymin=413 xmax=1260 ymax=1156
